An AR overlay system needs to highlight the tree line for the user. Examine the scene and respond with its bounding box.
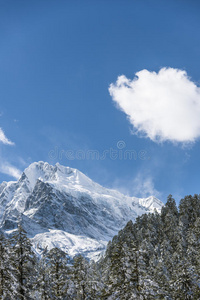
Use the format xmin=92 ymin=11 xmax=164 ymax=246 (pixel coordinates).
xmin=0 ymin=194 xmax=200 ymax=299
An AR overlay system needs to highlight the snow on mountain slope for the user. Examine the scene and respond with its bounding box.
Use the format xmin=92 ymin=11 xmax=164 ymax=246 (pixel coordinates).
xmin=0 ymin=161 xmax=164 ymax=260
xmin=32 ymin=230 xmax=107 ymax=260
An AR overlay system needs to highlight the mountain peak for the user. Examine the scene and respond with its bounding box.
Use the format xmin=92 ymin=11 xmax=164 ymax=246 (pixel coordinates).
xmin=23 ymin=161 xmax=56 ymax=189
xmin=0 ymin=161 xmax=164 ymax=260
xmin=55 ymin=162 xmax=74 ymax=174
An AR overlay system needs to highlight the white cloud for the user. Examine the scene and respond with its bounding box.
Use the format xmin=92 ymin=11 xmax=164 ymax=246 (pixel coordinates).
xmin=0 ymin=128 xmax=14 ymax=145
xmin=109 ymin=67 xmax=200 ymax=143
xmin=0 ymin=163 xmax=21 ymax=179
xmin=112 ymin=173 xmax=161 ymax=199
xmin=131 ymin=173 xmax=161 ymax=199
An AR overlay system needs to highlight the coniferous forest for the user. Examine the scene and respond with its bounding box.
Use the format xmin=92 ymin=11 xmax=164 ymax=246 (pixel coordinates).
xmin=0 ymin=194 xmax=200 ymax=299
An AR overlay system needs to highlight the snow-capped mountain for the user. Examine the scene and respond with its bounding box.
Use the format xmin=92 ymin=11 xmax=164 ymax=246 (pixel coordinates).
xmin=0 ymin=161 xmax=164 ymax=260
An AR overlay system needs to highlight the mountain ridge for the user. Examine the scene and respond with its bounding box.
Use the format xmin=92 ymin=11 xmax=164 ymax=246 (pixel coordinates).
xmin=0 ymin=161 xmax=164 ymax=260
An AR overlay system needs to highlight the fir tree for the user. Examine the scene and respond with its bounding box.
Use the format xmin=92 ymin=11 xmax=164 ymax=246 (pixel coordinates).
xmin=35 ymin=247 xmax=50 ymax=300
xmin=10 ymin=224 xmax=37 ymax=300
xmin=45 ymin=247 xmax=68 ymax=299
xmin=0 ymin=232 xmax=15 ymax=299
xmin=71 ymin=254 xmax=88 ymax=299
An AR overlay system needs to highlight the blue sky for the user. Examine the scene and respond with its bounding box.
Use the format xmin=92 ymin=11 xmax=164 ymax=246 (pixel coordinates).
xmin=0 ymin=0 xmax=200 ymax=203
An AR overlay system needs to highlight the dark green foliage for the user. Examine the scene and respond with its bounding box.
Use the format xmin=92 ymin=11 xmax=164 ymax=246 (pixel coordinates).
xmin=44 ymin=247 xmax=69 ymax=299
xmin=10 ymin=224 xmax=37 ymax=300
xmin=99 ymin=194 xmax=200 ymax=299
xmin=0 ymin=232 xmax=15 ymax=299
xmin=0 ymin=194 xmax=200 ymax=299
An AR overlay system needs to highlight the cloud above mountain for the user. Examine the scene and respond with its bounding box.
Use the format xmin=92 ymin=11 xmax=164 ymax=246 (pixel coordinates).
xmin=0 ymin=162 xmax=21 ymax=179
xmin=0 ymin=128 xmax=14 ymax=145
xmin=0 ymin=128 xmax=19 ymax=178
xmin=112 ymin=173 xmax=161 ymax=199
xmin=109 ymin=68 xmax=200 ymax=144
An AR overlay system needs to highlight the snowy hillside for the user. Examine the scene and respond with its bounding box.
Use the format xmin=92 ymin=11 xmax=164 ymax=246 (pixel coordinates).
xmin=0 ymin=161 xmax=164 ymax=260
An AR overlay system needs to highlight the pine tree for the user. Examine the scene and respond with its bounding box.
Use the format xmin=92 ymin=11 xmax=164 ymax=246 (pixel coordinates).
xmin=71 ymin=254 xmax=89 ymax=300
xmin=35 ymin=247 xmax=50 ymax=300
xmin=161 ymin=194 xmax=179 ymax=251
xmin=84 ymin=260 xmax=102 ymax=300
xmin=0 ymin=232 xmax=15 ymax=299
xmin=45 ymin=247 xmax=68 ymax=299
xmin=170 ymin=258 xmax=197 ymax=299
xmin=10 ymin=224 xmax=37 ymax=300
